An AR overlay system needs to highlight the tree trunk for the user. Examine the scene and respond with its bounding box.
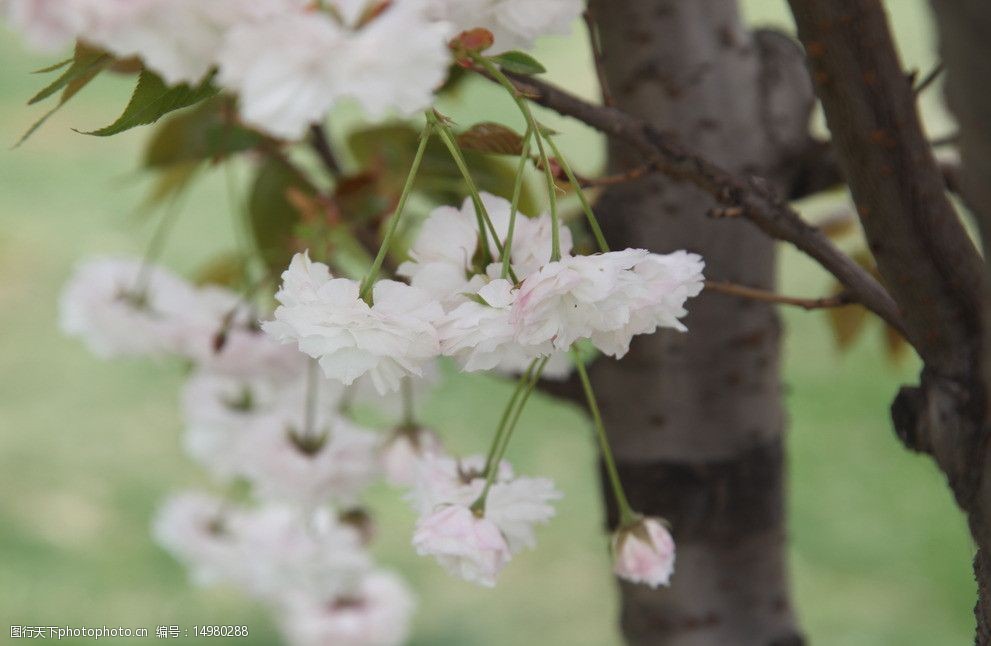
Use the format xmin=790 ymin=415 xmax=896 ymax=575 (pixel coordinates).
xmin=588 ymin=1 xmax=811 ymax=643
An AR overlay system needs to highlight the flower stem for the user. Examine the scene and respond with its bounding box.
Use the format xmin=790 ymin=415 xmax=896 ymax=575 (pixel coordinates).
xmin=472 ymin=55 xmax=561 ymax=262
xmin=427 ymin=110 xmax=518 ymax=283
xmin=572 ymin=348 xmax=636 ymax=526
xmin=502 ymin=128 xmax=533 ymax=280
xmin=542 ymin=133 xmax=610 ymax=253
xmin=358 ymin=123 xmax=432 ymax=302
xmin=473 ymin=357 xmax=548 ymax=514
xmin=481 ymin=360 xmax=536 ymax=478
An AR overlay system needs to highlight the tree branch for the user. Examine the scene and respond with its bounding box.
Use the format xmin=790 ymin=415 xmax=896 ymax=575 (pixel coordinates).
xmin=476 ymin=67 xmax=906 ymax=336
xmin=309 ymin=123 xmax=342 ymax=178
xmin=704 ymin=279 xmax=851 ymax=310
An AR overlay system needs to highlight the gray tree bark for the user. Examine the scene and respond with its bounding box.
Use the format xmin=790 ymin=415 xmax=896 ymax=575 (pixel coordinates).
xmin=587 ymin=1 xmax=811 ymax=643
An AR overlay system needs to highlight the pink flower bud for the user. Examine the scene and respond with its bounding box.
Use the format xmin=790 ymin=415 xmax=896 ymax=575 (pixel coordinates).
xmin=612 ymin=517 xmax=675 ymax=588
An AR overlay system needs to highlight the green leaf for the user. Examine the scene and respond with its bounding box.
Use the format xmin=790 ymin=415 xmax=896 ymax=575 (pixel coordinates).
xmin=16 ymin=47 xmax=110 ymax=146
xmin=247 ymin=158 xmax=316 ymax=274
xmin=143 ymin=98 xmax=261 ymax=168
xmin=32 ymin=57 xmax=74 ymax=74
xmin=28 ymin=47 xmax=108 ymax=105
xmin=83 ymin=70 xmax=219 ymax=137
xmin=490 ymin=51 xmax=546 ymax=76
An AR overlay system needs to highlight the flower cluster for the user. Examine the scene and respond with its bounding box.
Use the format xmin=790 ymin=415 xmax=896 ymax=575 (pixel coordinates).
xmin=268 ymin=192 xmax=705 ymax=392
xmin=59 ymin=256 xmax=419 ymax=644
xmin=3 ymin=0 xmax=587 ymax=139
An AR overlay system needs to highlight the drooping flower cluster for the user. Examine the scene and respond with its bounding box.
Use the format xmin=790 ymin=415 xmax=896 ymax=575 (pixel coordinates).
xmin=3 ymin=0 xmax=587 ymax=139
xmin=267 ymin=192 xmax=705 ymax=393
xmin=58 ymin=255 xmax=423 ymax=644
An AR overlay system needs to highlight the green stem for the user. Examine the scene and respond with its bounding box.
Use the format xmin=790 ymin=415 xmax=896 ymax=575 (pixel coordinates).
xmin=473 ymin=56 xmax=561 ymax=262
xmin=132 ymin=173 xmax=195 ymax=298
xmin=358 ymin=123 xmax=432 ymax=302
xmin=481 ymin=360 xmax=536 ymax=478
xmin=427 ymin=111 xmax=521 ymax=284
xmin=473 ymin=357 xmax=548 ymax=514
xmin=542 ymin=133 xmax=610 ymax=253
xmin=573 ymin=348 xmax=636 ymax=526
xmin=502 ymin=129 xmax=533 ymax=280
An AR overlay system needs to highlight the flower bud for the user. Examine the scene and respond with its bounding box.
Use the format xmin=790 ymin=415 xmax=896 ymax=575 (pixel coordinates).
xmin=612 ymin=517 xmax=675 ymax=588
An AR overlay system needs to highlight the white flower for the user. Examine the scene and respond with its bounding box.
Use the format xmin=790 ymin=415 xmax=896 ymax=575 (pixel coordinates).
xmin=217 ymin=4 xmax=451 ymax=140
xmin=151 ymin=491 xmax=243 ymax=586
xmin=1 ymin=0 xmax=115 ymax=52
xmin=409 ymin=455 xmax=559 ymax=556
xmin=381 ymin=426 xmax=444 ymax=487
xmin=398 ymin=192 xmax=572 ymax=307
xmin=427 ymin=0 xmax=583 ymax=53
xmin=59 ymin=256 xmax=198 ymax=359
xmin=590 ymin=251 xmax=705 ymax=357
xmin=439 ymin=279 xmax=538 ymax=372
xmin=406 ymin=453 xmax=512 ymax=515
xmin=216 ymin=11 xmax=346 ymax=140
xmin=412 ymin=504 xmax=511 ymax=587
xmin=280 ymin=570 xmax=415 ymax=646
xmin=335 ymin=1 xmax=452 ymax=119
xmin=512 ymin=249 xmax=704 ymax=356
xmin=233 ymin=505 xmax=372 ymax=601
xmin=240 ymin=414 xmax=381 ymax=508
xmin=485 ymin=476 xmax=561 ymax=552
xmin=263 ymin=252 xmax=444 ymax=394
xmin=175 ymin=284 xmax=307 ymax=379
xmin=179 ymin=368 xmax=345 ymax=482
xmin=612 ymin=517 xmax=676 ymax=588
xmin=85 ymin=0 xmax=300 ymax=86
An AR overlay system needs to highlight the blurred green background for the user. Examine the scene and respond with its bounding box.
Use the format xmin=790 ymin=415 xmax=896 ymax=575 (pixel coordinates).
xmin=0 ymin=1 xmax=975 ymax=644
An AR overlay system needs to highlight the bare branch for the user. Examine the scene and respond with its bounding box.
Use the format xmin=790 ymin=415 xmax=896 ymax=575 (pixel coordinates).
xmin=475 ymin=67 xmax=906 ymax=336
xmin=582 ymin=9 xmax=614 ymax=108
xmin=704 ymin=280 xmax=852 ymax=310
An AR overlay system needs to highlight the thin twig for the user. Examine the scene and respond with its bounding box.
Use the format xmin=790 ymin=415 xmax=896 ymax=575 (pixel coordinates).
xmin=912 ymin=61 xmax=944 ymax=96
xmin=705 ymin=279 xmax=852 ymax=310
xmin=583 ymin=9 xmax=614 ymax=107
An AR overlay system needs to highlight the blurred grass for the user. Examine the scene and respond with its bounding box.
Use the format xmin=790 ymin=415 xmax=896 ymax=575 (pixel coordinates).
xmin=0 ymin=1 xmax=975 ymax=644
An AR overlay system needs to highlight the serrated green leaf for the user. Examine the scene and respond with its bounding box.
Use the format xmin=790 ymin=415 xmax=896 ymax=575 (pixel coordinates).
xmin=17 ymin=50 xmax=109 ymax=147
xmin=28 ymin=48 xmax=108 ymax=105
xmin=248 ymin=158 xmax=316 ymax=273
xmin=143 ymin=98 xmax=261 ymax=167
xmin=83 ymin=70 xmax=219 ymax=137
xmin=491 ymin=51 xmax=546 ymax=75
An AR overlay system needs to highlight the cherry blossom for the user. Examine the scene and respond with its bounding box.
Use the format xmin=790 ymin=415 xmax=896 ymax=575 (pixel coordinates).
xmin=263 ymin=252 xmax=444 ymax=394
xmin=412 ymin=504 xmax=512 ymax=587
xmin=59 ymin=256 xmax=198 ymax=359
xmin=280 ymin=570 xmax=415 ymax=646
xmin=381 ymin=426 xmax=444 ymax=487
